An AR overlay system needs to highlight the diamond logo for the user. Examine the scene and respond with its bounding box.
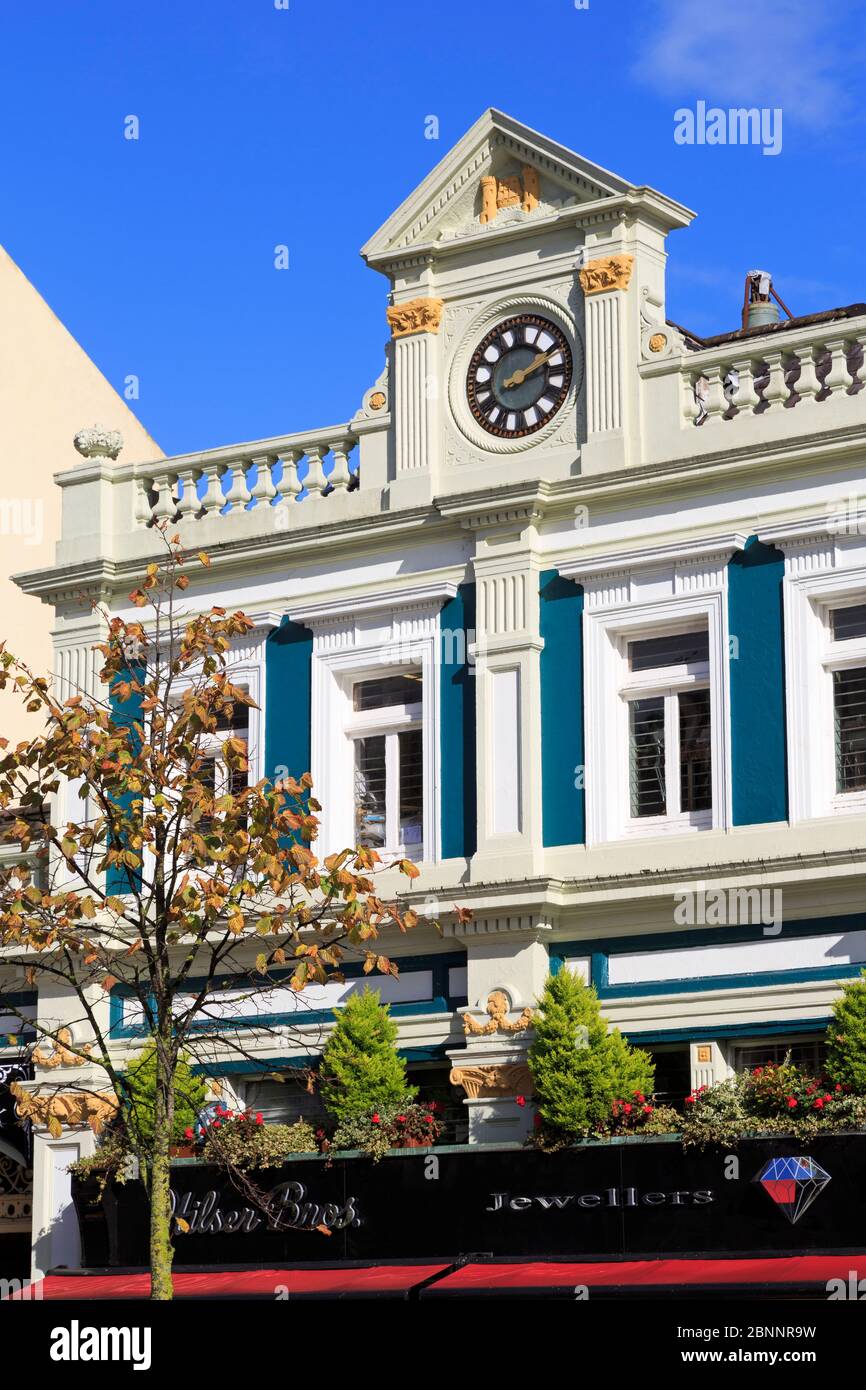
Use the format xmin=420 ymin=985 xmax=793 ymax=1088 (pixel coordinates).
xmin=754 ymin=1155 xmax=831 ymax=1225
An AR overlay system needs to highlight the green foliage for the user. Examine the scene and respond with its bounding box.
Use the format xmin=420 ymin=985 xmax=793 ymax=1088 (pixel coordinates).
xmin=680 ymin=1063 xmax=866 ymax=1148
xmin=330 ymin=1101 xmax=443 ymax=1161
xmin=320 ymin=990 xmax=416 ymax=1122
xmin=527 ymin=970 xmax=654 ymax=1138
xmin=123 ymin=1039 xmax=207 ymax=1148
xmin=202 ymin=1116 xmax=318 ymax=1168
xmin=826 ymin=971 xmax=866 ymax=1093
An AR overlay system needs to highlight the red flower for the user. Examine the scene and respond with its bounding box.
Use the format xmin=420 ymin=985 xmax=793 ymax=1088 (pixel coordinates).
xmin=685 ymin=1094 xmax=696 ymax=1105
xmin=255 ymin=1112 xmax=263 ymax=1125
xmin=623 ymin=1103 xmax=632 ymax=1115
xmin=515 ymin=1095 xmax=526 ymax=1107
xmin=425 ymin=1115 xmax=434 ymax=1125
xmin=633 ymin=1092 xmax=645 ymax=1103
xmin=371 ymin=1113 xmax=381 ymax=1124
xmin=642 ymin=1104 xmax=653 ymax=1114
xmin=315 ymin=1128 xmax=325 ymax=1139
xmin=212 ymin=1119 xmax=221 ymax=1128
xmin=823 ymin=1094 xmax=832 ymax=1103
xmin=787 ymin=1097 xmax=798 ymax=1109
xmin=836 ymin=1083 xmax=843 ymax=1092
xmin=396 ymin=1115 xmax=406 ymax=1124
xmin=813 ymin=1097 xmax=825 ymax=1109
xmin=184 ymin=1127 xmax=194 ymax=1140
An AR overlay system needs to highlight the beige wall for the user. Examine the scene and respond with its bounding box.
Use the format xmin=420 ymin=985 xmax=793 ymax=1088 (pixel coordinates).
xmin=0 ymin=245 xmax=162 ymax=743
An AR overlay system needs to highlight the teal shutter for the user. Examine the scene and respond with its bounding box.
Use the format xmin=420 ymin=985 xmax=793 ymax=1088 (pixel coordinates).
xmin=440 ymin=584 xmax=476 ymax=859
xmin=728 ymin=537 xmax=788 ymax=825
xmin=264 ymin=618 xmax=313 ymax=814
xmin=540 ymin=569 xmax=585 ymax=846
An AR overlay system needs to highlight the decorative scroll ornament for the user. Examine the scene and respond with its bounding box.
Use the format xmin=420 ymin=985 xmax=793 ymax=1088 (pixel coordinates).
xmin=449 ymin=1063 xmax=534 ymax=1100
xmin=73 ymin=424 xmax=124 ymax=460
xmin=578 ymin=254 xmax=634 ymax=296
xmin=386 ymin=297 xmax=445 ymax=337
xmin=32 ymin=1028 xmax=92 ymax=1070
xmin=479 ymin=166 xmax=540 ymax=224
xmin=0 ymin=1156 xmax=32 ymax=1221
xmin=463 ymin=990 xmax=534 ymax=1037
xmin=10 ymin=1083 xmax=118 ymax=1135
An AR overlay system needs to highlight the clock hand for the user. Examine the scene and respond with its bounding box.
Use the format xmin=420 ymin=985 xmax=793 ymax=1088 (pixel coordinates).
xmin=502 ymin=350 xmax=554 ymax=389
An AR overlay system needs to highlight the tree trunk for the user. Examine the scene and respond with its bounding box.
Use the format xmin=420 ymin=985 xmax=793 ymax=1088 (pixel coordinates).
xmin=149 ymin=1040 xmax=175 ymax=1300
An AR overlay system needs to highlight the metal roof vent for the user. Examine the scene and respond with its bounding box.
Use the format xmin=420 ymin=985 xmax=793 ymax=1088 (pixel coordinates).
xmin=742 ymin=270 xmax=793 ymax=330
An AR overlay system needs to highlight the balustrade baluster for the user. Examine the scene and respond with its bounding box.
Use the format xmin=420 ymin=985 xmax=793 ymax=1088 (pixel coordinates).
xmin=200 ymin=463 xmax=225 ymax=514
xmin=249 ymin=453 xmax=277 ymax=505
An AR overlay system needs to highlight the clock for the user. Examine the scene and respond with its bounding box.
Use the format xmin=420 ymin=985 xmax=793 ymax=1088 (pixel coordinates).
xmin=466 ymin=312 xmax=573 ymax=439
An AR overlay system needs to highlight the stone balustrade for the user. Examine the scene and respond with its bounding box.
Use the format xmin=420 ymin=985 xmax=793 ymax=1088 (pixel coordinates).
xmin=681 ymin=321 xmax=866 ymax=427
xmin=133 ymin=425 xmax=359 ymax=526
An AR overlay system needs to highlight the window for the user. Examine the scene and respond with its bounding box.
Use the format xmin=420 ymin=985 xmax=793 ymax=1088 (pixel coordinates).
xmin=622 ymin=627 xmax=712 ymax=827
xmin=823 ymin=602 xmax=866 ymax=802
xmin=194 ymin=693 xmax=250 ymax=825
xmin=347 ymin=670 xmax=423 ymax=858
xmin=732 ymin=1037 xmax=826 ymax=1074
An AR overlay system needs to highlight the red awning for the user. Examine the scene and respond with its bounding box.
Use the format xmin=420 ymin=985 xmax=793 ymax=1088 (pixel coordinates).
xmin=12 ymin=1263 xmax=450 ymax=1300
xmin=420 ymin=1254 xmax=866 ymax=1297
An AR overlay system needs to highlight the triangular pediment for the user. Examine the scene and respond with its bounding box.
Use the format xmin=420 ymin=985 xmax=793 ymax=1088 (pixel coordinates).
xmin=362 ymin=109 xmax=645 ymax=264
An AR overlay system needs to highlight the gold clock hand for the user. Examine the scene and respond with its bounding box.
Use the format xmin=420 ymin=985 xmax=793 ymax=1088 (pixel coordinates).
xmin=502 ymin=349 xmax=554 ymax=390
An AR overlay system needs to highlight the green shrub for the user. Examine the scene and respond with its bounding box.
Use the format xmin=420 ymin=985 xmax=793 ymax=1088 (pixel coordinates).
xmin=320 ymin=990 xmax=416 ymax=1123
xmin=122 ymin=1039 xmax=207 ymax=1148
xmin=201 ymin=1115 xmax=318 ymax=1169
xmin=826 ymin=971 xmax=866 ymax=1093
xmin=527 ymin=970 xmax=654 ymax=1139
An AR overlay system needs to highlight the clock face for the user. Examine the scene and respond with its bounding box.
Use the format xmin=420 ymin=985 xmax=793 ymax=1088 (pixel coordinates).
xmin=466 ymin=313 xmax=573 ymax=438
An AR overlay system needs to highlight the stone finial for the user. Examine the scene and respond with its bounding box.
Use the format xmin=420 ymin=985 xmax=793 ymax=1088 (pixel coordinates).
xmin=73 ymin=424 xmax=124 ymax=460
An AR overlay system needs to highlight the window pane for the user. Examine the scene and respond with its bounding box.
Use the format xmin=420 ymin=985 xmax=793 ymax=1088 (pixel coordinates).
xmin=398 ymin=729 xmax=423 ymax=853
xmin=734 ymin=1039 xmax=826 ymax=1072
xmin=831 ymin=605 xmax=866 ymax=642
xmin=215 ymin=701 xmax=249 ymax=732
xmin=629 ymin=698 xmax=666 ymax=816
xmin=834 ymin=666 xmax=866 ymax=792
xmin=354 ymin=735 xmax=386 ymax=847
xmin=679 ymin=688 xmax=712 ymax=812
xmin=629 ymin=631 xmax=709 ymax=672
xmin=352 ymin=672 xmax=421 ymax=711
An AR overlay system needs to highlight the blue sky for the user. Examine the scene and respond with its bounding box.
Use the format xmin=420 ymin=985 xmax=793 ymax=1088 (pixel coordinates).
xmin=2 ymin=0 xmax=865 ymax=456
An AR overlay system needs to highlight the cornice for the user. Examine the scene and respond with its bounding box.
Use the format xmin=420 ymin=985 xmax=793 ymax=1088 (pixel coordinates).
xmin=288 ymin=579 xmax=458 ymax=629
xmin=557 ymin=532 xmax=749 ymax=584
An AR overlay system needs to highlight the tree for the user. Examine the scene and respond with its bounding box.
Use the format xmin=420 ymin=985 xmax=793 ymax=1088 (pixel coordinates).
xmin=319 ymin=989 xmax=415 ymax=1122
xmin=826 ymin=970 xmax=866 ymax=1093
xmin=528 ymin=969 xmax=654 ymax=1136
xmin=123 ymin=1038 xmax=207 ymax=1149
xmin=0 ymin=535 xmax=422 ymax=1298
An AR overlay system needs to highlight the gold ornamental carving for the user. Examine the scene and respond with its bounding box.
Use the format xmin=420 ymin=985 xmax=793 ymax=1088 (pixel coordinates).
xmin=449 ymin=1063 xmax=534 ymax=1100
xmin=368 ymin=390 xmax=386 ymax=411
xmin=10 ymin=1083 xmax=118 ymax=1135
xmin=386 ymin=297 xmax=444 ymax=338
xmin=32 ymin=1027 xmax=93 ymax=1070
xmin=578 ymin=254 xmax=635 ymax=296
xmin=463 ymin=991 xmax=534 ymax=1037
xmin=479 ymin=166 xmax=540 ymax=224
xmin=648 ymin=331 xmax=667 ymax=352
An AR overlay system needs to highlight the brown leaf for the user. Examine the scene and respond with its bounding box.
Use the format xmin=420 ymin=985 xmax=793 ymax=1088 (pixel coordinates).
xmin=48 ymin=1115 xmax=62 ymax=1139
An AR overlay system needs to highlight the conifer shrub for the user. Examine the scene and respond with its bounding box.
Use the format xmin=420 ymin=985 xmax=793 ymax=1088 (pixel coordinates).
xmin=825 ymin=970 xmax=866 ymax=1094
xmin=528 ymin=969 xmax=654 ymax=1139
xmin=123 ymin=1038 xmax=207 ymax=1148
xmin=320 ymin=989 xmax=416 ymax=1123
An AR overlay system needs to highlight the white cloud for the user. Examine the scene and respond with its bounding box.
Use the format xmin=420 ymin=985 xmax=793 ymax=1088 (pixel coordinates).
xmin=634 ymin=0 xmax=866 ymax=128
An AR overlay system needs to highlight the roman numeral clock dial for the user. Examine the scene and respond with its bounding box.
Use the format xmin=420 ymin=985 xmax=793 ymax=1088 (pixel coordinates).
xmin=466 ymin=313 xmax=573 ymax=438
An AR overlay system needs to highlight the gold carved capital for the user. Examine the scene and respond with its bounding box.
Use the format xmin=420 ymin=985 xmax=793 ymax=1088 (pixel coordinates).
xmin=449 ymin=1062 xmax=534 ymax=1100
xmin=578 ymin=254 xmax=635 ymax=296
xmin=386 ymin=297 xmax=444 ymax=338
xmin=463 ymin=991 xmax=534 ymax=1037
xmin=10 ymin=1082 xmax=118 ymax=1135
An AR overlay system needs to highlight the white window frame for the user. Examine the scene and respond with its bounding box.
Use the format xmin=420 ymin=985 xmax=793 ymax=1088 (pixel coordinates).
xmin=619 ymin=623 xmax=713 ymax=833
xmin=347 ymin=672 xmax=424 ymax=858
xmin=289 ymin=583 xmax=456 ymax=864
xmin=758 ymin=518 xmax=866 ymax=823
xmin=560 ymin=537 xmax=738 ymax=847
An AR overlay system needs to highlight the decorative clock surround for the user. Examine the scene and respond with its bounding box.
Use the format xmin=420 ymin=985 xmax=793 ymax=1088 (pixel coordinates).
xmin=465 ymin=312 xmax=573 ymax=439
xmin=447 ymin=293 xmax=583 ymax=455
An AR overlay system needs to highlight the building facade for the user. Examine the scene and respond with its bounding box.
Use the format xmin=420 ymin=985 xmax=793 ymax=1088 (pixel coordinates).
xmin=5 ymin=109 xmax=866 ymax=1279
